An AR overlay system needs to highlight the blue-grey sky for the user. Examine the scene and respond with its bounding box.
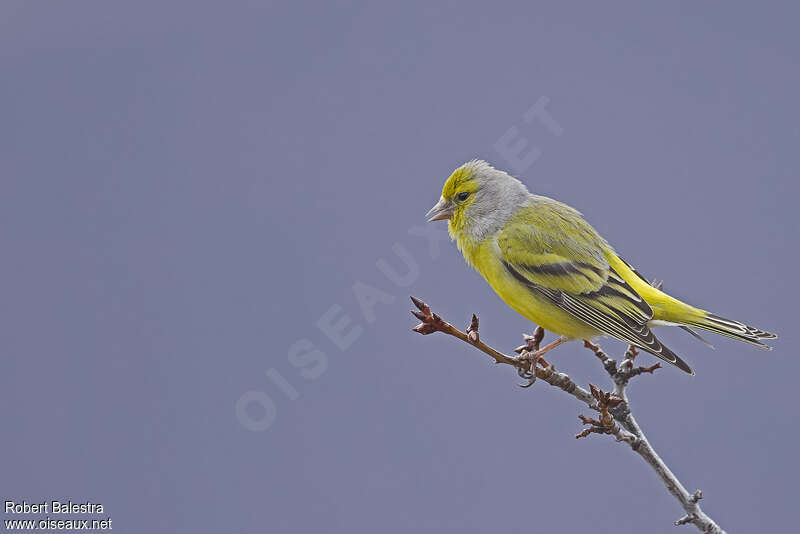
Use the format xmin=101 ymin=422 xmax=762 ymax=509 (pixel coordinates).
xmin=2 ymin=2 xmax=798 ymax=532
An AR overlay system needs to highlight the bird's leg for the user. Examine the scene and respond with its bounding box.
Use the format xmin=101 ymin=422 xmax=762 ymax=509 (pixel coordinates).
xmin=520 ymin=337 xmax=567 ymax=365
xmin=515 ymin=327 xmax=544 ymax=383
xmin=539 ymin=337 xmax=568 ymax=357
xmin=516 ymin=335 xmax=567 ymax=387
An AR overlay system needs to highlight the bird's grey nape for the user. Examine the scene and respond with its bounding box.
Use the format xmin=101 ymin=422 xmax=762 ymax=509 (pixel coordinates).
xmin=461 ymin=161 xmax=530 ymax=241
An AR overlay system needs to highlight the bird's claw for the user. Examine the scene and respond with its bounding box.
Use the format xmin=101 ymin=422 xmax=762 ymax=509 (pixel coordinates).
xmin=517 ymin=367 xmax=536 ymax=388
xmin=516 ymin=344 xmax=548 ymax=388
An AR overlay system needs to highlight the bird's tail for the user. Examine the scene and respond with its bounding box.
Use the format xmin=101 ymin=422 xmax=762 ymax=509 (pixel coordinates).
xmin=607 ymin=254 xmax=778 ymax=351
xmin=681 ymin=313 xmax=777 ymax=350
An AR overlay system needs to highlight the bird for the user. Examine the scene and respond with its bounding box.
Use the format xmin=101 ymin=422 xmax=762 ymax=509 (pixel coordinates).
xmin=425 ymin=159 xmax=776 ymax=374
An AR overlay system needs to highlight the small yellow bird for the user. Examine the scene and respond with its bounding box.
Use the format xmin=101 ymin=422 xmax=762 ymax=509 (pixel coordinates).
xmin=426 ymin=160 xmax=776 ymax=374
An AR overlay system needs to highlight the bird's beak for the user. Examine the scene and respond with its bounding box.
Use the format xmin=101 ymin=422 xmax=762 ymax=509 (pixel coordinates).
xmin=426 ymin=197 xmax=454 ymax=222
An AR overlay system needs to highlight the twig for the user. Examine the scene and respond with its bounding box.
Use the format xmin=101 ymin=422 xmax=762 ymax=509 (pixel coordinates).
xmin=584 ymin=339 xmax=617 ymax=375
xmin=575 ymin=384 xmax=638 ymax=446
xmin=411 ymin=296 xmax=597 ymax=408
xmin=619 ymin=412 xmax=721 ymax=532
xmin=410 ymin=296 xmax=726 ymax=534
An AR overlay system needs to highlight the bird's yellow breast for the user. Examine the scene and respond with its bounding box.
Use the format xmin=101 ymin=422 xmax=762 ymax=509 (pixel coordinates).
xmin=457 ymin=233 xmax=602 ymax=340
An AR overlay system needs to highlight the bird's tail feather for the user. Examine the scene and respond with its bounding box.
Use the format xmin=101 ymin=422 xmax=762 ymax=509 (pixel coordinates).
xmin=683 ymin=313 xmax=777 ymax=350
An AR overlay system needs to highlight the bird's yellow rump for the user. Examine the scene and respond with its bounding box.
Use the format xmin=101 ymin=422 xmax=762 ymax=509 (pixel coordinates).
xmin=426 ymin=160 xmax=776 ymax=374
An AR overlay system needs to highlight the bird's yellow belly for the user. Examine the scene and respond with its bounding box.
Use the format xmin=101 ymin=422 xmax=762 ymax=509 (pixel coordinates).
xmin=469 ymin=240 xmax=601 ymax=340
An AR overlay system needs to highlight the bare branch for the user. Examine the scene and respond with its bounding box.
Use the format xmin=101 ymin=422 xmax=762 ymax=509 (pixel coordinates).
xmin=575 ymin=384 xmax=639 ymax=446
xmin=626 ymin=362 xmax=661 ymax=378
xmin=411 ymin=296 xmax=596 ymax=408
xmin=582 ymin=341 xmax=661 ymax=398
xmin=410 ymin=295 xmax=726 ymax=534
xmin=620 ymin=344 xmax=639 ymax=371
xmin=583 ymin=339 xmax=617 ymax=375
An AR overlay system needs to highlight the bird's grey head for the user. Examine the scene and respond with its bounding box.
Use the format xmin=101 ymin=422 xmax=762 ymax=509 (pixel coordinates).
xmin=426 ymin=159 xmax=530 ymax=241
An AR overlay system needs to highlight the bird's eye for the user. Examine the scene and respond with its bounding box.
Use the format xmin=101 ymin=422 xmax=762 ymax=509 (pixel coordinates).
xmin=456 ymin=191 xmax=470 ymax=201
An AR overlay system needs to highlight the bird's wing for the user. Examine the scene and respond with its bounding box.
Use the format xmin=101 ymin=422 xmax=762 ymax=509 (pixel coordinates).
xmin=616 ymin=255 xmax=716 ymax=348
xmin=497 ymin=199 xmax=692 ymax=373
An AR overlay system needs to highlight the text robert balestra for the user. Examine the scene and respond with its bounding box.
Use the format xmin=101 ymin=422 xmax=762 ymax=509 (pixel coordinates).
xmin=5 ymin=500 xmax=105 ymax=514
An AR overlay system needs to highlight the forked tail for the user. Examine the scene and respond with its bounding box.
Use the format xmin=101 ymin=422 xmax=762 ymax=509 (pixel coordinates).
xmin=682 ymin=313 xmax=777 ymax=350
xmin=608 ymin=254 xmax=777 ymax=351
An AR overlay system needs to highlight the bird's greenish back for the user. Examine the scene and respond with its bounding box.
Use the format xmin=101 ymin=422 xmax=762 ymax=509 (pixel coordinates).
xmin=496 ymin=196 xmax=610 ymax=294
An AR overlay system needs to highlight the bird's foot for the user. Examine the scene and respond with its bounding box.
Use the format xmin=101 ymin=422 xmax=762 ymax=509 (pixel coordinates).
xmin=515 ymin=347 xmax=551 ymax=388
xmin=516 ymin=361 xmax=537 ymax=388
xmin=515 ymin=331 xmax=568 ymax=387
xmin=513 ymin=327 xmax=544 ymax=387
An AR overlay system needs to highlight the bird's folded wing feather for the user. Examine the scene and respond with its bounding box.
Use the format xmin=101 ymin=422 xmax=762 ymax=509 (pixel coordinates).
xmin=497 ymin=200 xmax=678 ymax=362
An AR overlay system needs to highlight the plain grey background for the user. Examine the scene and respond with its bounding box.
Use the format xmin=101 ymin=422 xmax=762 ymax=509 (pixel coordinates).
xmin=2 ymin=2 xmax=798 ymax=532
